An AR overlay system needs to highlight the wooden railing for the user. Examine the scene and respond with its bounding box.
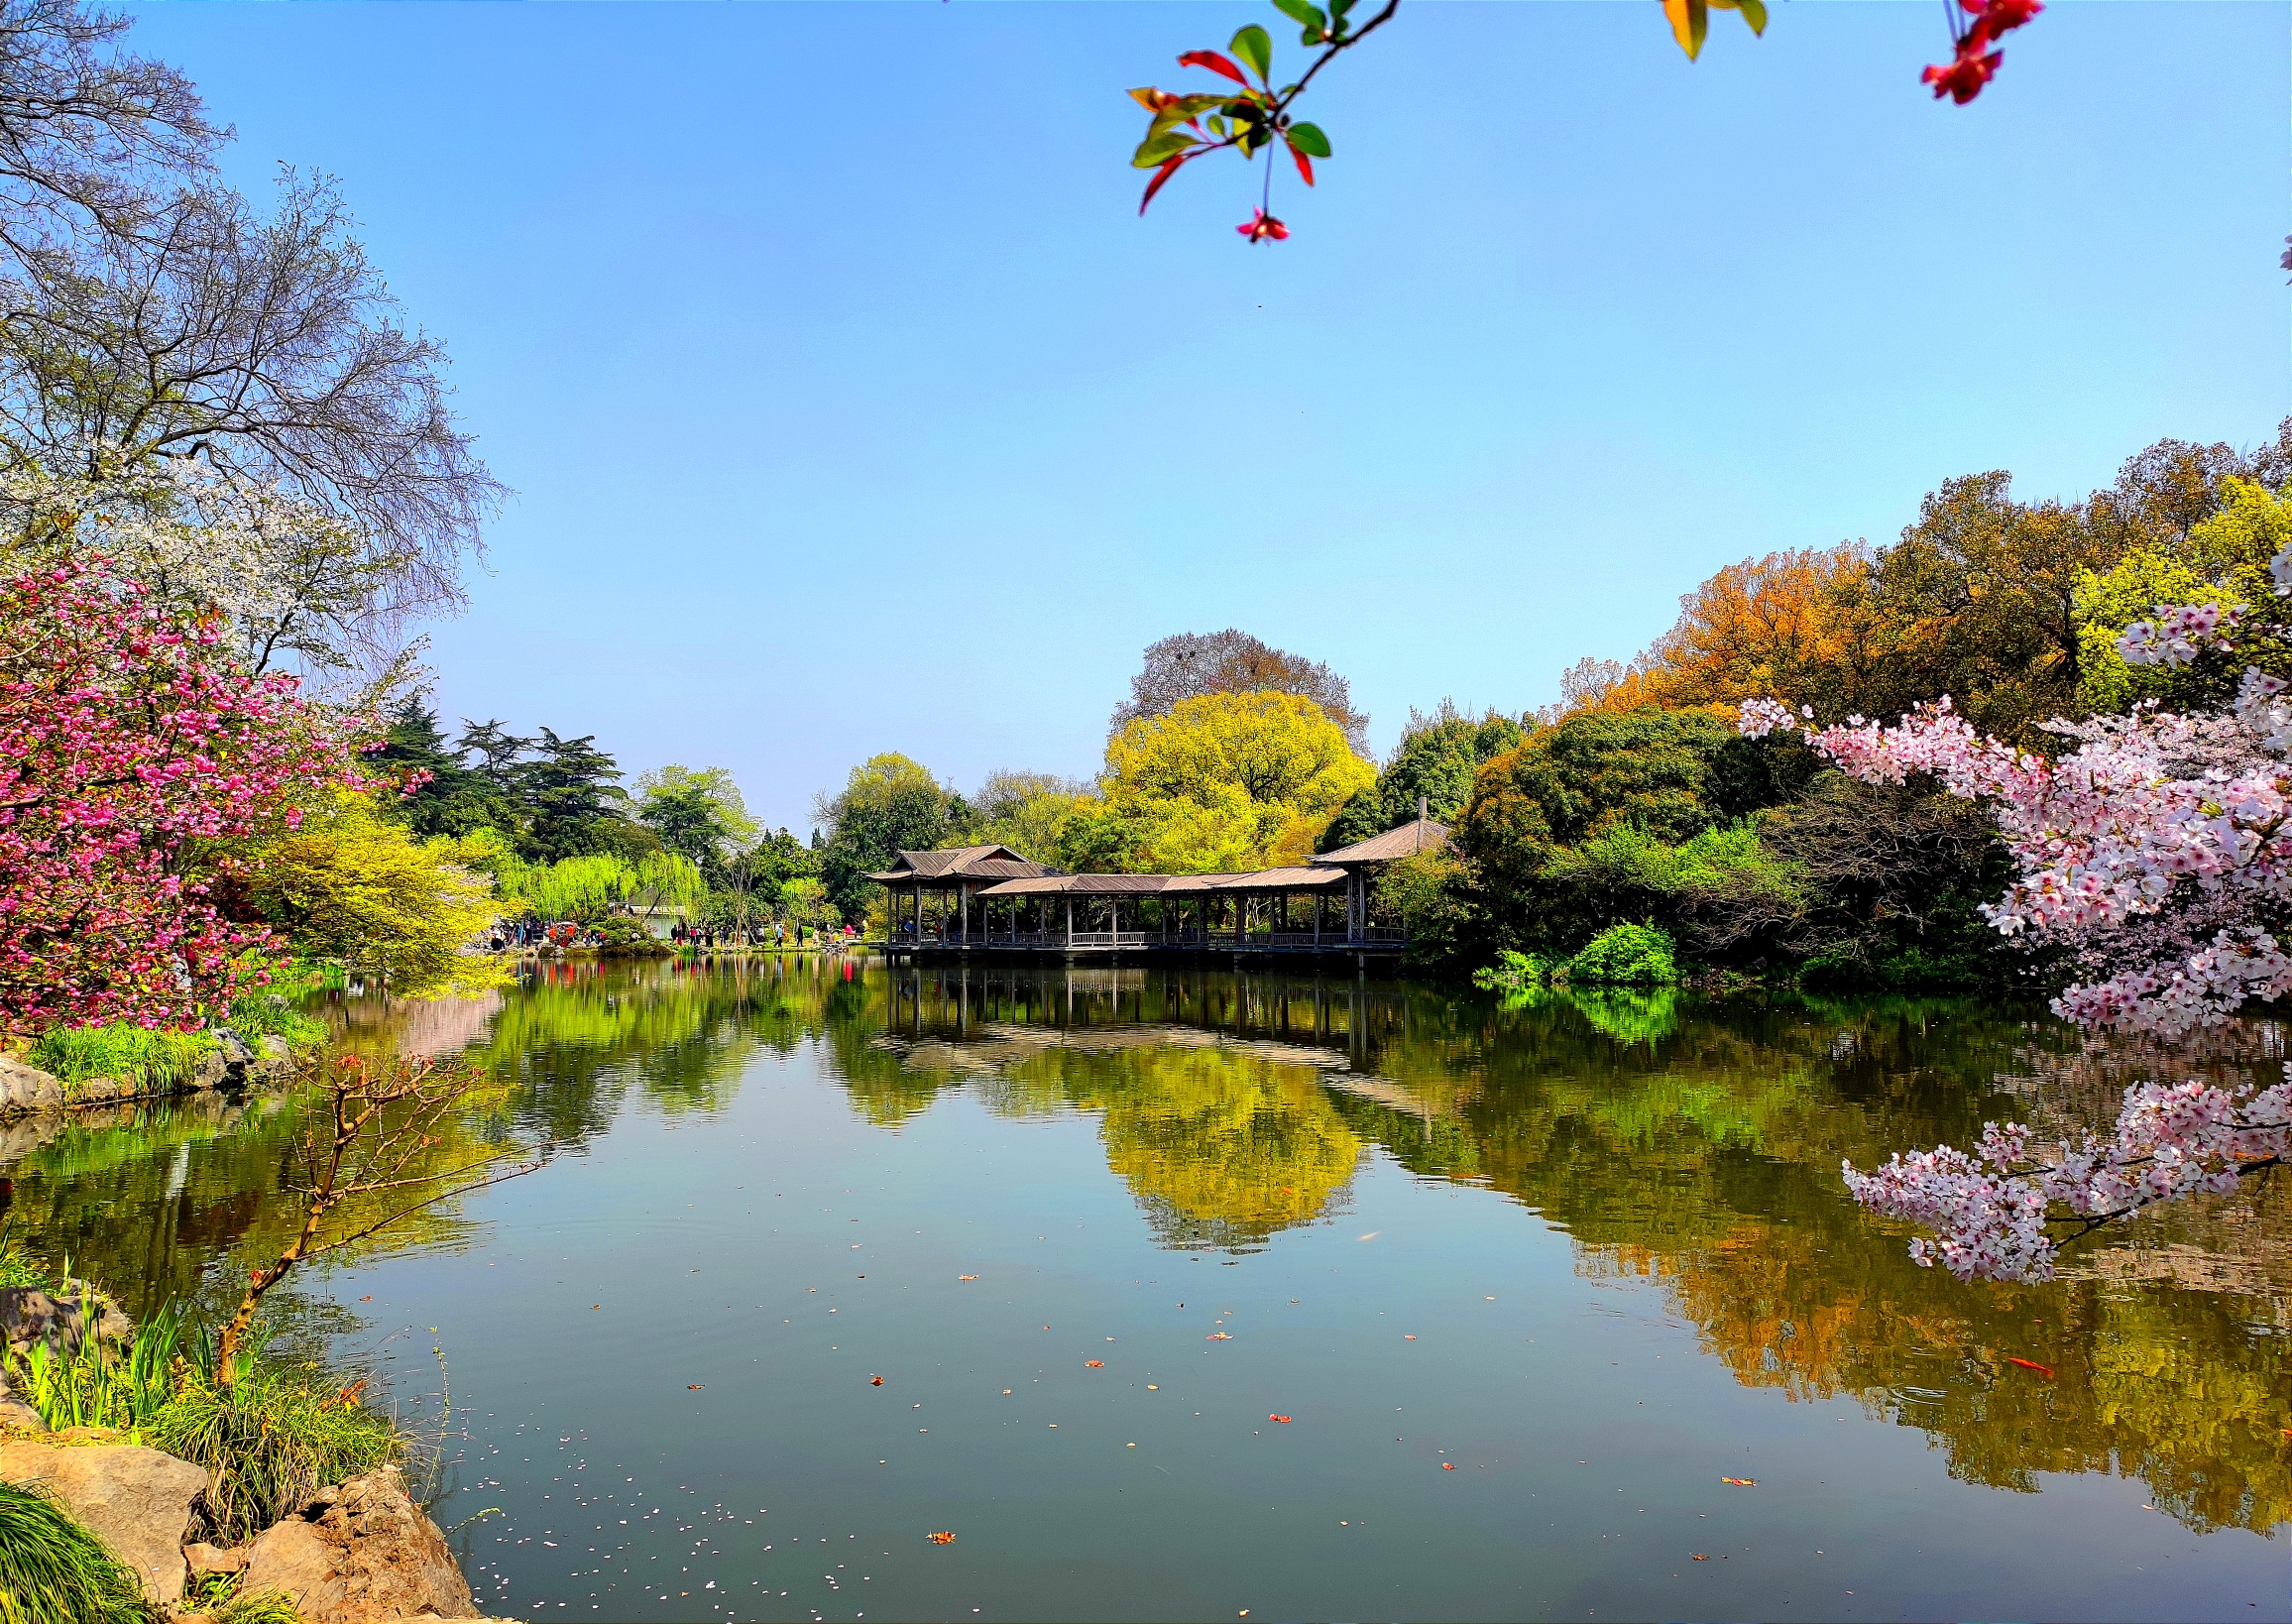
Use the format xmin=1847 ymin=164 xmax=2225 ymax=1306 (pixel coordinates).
xmin=891 ymin=927 xmax=1410 ymax=951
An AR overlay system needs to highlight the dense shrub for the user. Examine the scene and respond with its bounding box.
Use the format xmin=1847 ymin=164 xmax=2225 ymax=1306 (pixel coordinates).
xmin=1564 ymin=923 xmax=1678 ymax=986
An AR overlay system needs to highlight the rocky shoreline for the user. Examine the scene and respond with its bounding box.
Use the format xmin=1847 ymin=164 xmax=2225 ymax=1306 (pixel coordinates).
xmin=0 ymin=1287 xmax=493 ymax=1621
xmin=0 ymin=1030 xmax=300 ymax=1116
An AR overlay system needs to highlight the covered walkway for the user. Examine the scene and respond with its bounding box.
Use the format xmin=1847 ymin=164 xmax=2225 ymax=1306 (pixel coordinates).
xmin=868 ymin=815 xmax=1446 ymax=960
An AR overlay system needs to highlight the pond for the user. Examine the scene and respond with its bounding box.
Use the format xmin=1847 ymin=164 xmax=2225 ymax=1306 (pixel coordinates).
xmin=13 ymin=959 xmax=2290 ymax=1621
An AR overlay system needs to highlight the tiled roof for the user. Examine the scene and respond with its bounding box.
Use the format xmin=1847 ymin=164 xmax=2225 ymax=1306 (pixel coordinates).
xmin=974 ymin=868 xmax=1345 ymax=898
xmin=1313 ymin=818 xmax=1451 ymax=866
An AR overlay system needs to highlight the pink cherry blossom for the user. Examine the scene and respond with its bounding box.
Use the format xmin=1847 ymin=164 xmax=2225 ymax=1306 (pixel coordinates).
xmin=1743 ymin=664 xmax=2292 ymax=1279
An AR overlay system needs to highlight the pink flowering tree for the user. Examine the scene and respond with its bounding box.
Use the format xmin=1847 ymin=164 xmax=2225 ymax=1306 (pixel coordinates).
xmin=1736 ymin=544 xmax=2292 ymax=1280
xmin=1131 ymin=0 xmax=2043 ymax=239
xmin=0 ymin=562 xmax=353 ymax=1036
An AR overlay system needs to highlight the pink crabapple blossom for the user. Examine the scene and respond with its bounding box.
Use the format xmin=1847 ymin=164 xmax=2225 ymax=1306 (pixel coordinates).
xmin=0 ymin=561 xmax=355 ymax=1035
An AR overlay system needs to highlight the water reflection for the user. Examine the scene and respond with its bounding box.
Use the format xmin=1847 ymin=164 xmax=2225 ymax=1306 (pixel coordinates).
xmin=11 ymin=957 xmax=2291 ymax=1541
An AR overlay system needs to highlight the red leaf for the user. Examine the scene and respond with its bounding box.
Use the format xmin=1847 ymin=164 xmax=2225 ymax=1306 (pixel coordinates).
xmin=1287 ymin=141 xmax=1315 ymax=186
xmin=1269 ymin=1414 xmax=1292 ymax=1423
xmin=2006 ymin=1356 xmax=2055 ymax=1378
xmin=1139 ymin=151 xmax=1192 ymax=216
xmin=1178 ymin=50 xmax=1249 ymax=85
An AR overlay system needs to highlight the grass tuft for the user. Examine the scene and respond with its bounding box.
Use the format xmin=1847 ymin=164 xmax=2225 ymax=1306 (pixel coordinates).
xmin=212 ymin=1586 xmax=302 ymax=1624
xmin=25 ymin=1027 xmax=214 ymax=1093
xmin=0 ymin=1480 xmax=152 ymax=1624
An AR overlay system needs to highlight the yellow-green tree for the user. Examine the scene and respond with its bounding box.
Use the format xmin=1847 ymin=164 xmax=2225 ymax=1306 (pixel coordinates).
xmin=1075 ymin=692 xmax=1373 ymax=871
xmin=240 ymin=789 xmax=502 ymax=994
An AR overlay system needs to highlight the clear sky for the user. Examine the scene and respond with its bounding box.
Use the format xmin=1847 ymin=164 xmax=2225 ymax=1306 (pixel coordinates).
xmin=129 ymin=2 xmax=2289 ymax=832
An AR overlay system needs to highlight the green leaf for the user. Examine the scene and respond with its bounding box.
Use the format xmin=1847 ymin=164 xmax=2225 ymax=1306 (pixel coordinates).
xmin=1132 ymin=131 xmax=1201 ymax=169
xmin=1207 ymin=113 xmax=1229 ymax=137
xmin=1269 ymin=0 xmax=1326 ymax=40
xmin=1230 ymin=23 xmax=1274 ymax=81
xmin=1734 ymin=0 xmax=1768 ymax=36
xmin=1285 ymin=121 xmax=1331 ymax=158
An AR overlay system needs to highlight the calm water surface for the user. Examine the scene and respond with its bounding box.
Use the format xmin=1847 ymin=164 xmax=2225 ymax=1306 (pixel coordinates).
xmin=20 ymin=959 xmax=2292 ymax=1621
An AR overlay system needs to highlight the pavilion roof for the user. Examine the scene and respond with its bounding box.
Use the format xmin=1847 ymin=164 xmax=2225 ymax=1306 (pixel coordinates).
xmin=863 ymin=845 xmax=1054 ymax=883
xmin=1312 ymin=817 xmax=1451 ymax=867
xmin=974 ymin=867 xmax=1345 ymax=899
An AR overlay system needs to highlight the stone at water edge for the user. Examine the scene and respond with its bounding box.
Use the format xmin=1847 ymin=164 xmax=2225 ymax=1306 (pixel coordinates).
xmin=0 ymin=1055 xmax=61 ymax=1111
xmin=0 ymin=1437 xmax=205 ymax=1602
xmin=239 ymin=1463 xmax=478 ymax=1623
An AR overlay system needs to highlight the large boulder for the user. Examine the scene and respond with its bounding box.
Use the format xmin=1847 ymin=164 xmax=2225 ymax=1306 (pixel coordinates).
xmin=240 ymin=1463 xmax=477 ymax=1622
xmin=0 ymin=1436 xmax=205 ymax=1602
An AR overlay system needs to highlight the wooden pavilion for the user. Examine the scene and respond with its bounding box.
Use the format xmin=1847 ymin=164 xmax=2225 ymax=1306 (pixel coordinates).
xmin=870 ymin=814 xmax=1449 ymax=961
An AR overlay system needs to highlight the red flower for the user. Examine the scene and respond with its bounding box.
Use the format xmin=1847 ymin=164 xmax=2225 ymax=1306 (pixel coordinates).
xmin=1921 ymin=45 xmax=2001 ymax=104
xmin=1960 ymin=0 xmax=2042 ymax=48
xmin=1237 ymin=208 xmax=1289 ymax=243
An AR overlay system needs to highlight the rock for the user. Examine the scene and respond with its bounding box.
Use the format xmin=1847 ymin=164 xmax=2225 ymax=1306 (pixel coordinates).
xmin=0 ymin=1437 xmax=205 ymax=1602
xmin=189 ymin=1048 xmax=230 ymax=1090
xmin=69 ymin=1075 xmax=123 ymax=1103
xmin=261 ymin=1034 xmax=293 ymax=1062
xmin=0 ymin=1367 xmax=46 ymax=1434
xmin=0 ymin=1055 xmax=62 ymax=1114
xmin=240 ymin=1464 xmax=476 ymax=1623
xmin=0 ymin=1285 xmax=131 ymax=1357
xmin=215 ymin=1029 xmax=256 ymax=1066
xmin=184 ymin=1541 xmax=248 ymax=1580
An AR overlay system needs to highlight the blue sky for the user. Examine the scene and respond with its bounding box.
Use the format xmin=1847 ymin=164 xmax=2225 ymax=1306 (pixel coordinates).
xmin=131 ymin=2 xmax=2288 ymax=831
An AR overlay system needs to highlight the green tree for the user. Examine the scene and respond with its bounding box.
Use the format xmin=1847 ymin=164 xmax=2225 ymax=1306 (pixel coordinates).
xmin=635 ymin=764 xmax=756 ymax=883
xmin=371 ymin=698 xmax=512 ymax=839
xmin=1085 ymin=690 xmax=1374 ymax=871
xmin=814 ymin=754 xmax=954 ymax=917
xmin=517 ymin=728 xmax=631 ymax=864
xmin=1322 ymin=701 xmax=1523 ymax=852
xmin=239 ymin=788 xmax=503 ymax=994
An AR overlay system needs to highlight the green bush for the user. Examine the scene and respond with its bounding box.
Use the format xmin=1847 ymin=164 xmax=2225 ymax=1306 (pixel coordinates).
xmin=1471 ymin=949 xmax=1556 ymax=992
xmin=0 ymin=1481 xmax=153 ymax=1624
xmin=1565 ymin=922 xmax=1678 ymax=986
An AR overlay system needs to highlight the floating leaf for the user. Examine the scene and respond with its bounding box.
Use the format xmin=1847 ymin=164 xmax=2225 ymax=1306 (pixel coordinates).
xmin=1721 ymin=1476 xmax=1756 ymax=1486
xmin=958 ymin=1274 xmax=978 ymax=1281
xmin=1178 ymin=49 xmax=1250 ymax=85
xmin=1086 ymin=1359 xmax=1105 ymax=1367
xmin=928 ymin=1531 xmax=956 ymax=1545
xmin=870 ymin=1376 xmax=884 ymax=1386
xmin=1269 ymin=1414 xmax=1292 ymax=1423
xmin=687 ymin=1384 xmax=704 ymax=1390
xmin=2007 ymin=1357 xmax=2055 ymax=1378
xmin=1441 ymin=1462 xmax=1455 ymax=1470
xmin=1692 ymin=1554 xmax=1711 ymax=1561
xmin=1229 ymin=23 xmax=1274 ymax=80
xmin=1207 ymin=1331 xmax=1233 ymax=1340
